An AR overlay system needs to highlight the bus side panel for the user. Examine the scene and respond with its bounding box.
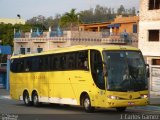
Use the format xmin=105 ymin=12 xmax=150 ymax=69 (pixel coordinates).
xmin=10 ymin=84 xmax=18 ymax=100
xmin=48 ymin=71 xmax=76 ymax=104
xmin=70 ymin=71 xmax=97 ymax=106
xmin=39 ymin=72 xmax=49 ymax=102
xmin=10 ymin=72 xmax=17 ymax=99
xmin=28 ymin=73 xmax=34 ymax=97
xmin=32 ymin=72 xmax=40 ymax=96
xmin=10 ymin=73 xmax=26 ymax=100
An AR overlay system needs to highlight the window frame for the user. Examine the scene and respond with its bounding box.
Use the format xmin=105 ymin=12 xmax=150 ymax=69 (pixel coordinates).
xmin=149 ymin=0 xmax=160 ymax=10
xmin=148 ymin=30 xmax=160 ymax=42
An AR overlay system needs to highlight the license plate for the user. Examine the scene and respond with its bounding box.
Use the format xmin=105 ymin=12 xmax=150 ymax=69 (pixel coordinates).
xmin=128 ymin=102 xmax=135 ymax=105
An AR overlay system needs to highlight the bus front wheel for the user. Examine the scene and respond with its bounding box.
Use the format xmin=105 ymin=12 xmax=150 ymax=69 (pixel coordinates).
xmin=116 ymin=107 xmax=126 ymax=112
xmin=32 ymin=92 xmax=40 ymax=106
xmin=82 ymin=95 xmax=95 ymax=113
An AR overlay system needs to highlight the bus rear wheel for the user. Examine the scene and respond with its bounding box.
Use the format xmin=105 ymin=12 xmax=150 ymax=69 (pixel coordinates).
xmin=32 ymin=92 xmax=40 ymax=106
xmin=82 ymin=95 xmax=95 ymax=113
xmin=116 ymin=107 xmax=126 ymax=112
xmin=23 ymin=92 xmax=32 ymax=106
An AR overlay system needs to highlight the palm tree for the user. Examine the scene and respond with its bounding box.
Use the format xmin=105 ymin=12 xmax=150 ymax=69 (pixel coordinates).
xmin=59 ymin=9 xmax=80 ymax=30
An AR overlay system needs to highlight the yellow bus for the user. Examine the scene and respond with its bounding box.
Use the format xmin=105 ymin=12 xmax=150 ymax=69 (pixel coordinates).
xmin=10 ymin=45 xmax=149 ymax=112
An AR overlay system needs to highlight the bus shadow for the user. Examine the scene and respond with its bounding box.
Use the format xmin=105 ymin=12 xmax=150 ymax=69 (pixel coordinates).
xmin=16 ymin=103 xmax=140 ymax=114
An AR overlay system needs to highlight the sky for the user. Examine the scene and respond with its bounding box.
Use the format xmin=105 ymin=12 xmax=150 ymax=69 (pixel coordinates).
xmin=0 ymin=0 xmax=139 ymax=20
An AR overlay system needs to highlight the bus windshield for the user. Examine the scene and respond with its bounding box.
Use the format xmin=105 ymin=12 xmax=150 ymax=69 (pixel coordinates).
xmin=103 ymin=51 xmax=148 ymax=92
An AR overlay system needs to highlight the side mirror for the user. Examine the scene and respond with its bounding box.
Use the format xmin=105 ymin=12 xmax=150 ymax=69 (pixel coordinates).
xmin=145 ymin=64 xmax=150 ymax=78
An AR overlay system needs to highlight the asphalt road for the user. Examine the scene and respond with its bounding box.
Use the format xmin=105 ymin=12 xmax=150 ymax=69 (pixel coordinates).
xmin=0 ymin=97 xmax=160 ymax=120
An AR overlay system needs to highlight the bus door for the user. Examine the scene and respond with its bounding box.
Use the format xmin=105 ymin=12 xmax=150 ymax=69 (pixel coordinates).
xmin=90 ymin=50 xmax=106 ymax=107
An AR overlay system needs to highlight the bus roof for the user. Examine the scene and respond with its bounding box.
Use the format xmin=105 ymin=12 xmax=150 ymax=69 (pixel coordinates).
xmin=11 ymin=45 xmax=140 ymax=59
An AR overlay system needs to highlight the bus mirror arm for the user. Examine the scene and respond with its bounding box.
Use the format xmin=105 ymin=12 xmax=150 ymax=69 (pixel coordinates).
xmin=104 ymin=69 xmax=108 ymax=77
xmin=145 ymin=64 xmax=150 ymax=78
xmin=103 ymin=62 xmax=108 ymax=77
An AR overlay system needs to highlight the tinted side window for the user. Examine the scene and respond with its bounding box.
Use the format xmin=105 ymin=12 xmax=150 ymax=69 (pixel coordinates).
xmin=43 ymin=56 xmax=50 ymax=71
xmin=67 ymin=53 xmax=76 ymax=70
xmin=32 ymin=57 xmax=39 ymax=72
xmin=50 ymin=54 xmax=60 ymax=70
xmin=60 ymin=55 xmax=67 ymax=70
xmin=17 ymin=59 xmax=24 ymax=72
xmin=38 ymin=56 xmax=43 ymax=71
xmin=11 ymin=58 xmax=25 ymax=72
xmin=24 ymin=57 xmax=32 ymax=72
xmin=38 ymin=56 xmax=49 ymax=71
xmin=76 ymin=50 xmax=88 ymax=70
xmin=10 ymin=59 xmax=18 ymax=72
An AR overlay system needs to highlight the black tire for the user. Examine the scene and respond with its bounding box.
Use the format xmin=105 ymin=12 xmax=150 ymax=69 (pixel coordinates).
xmin=116 ymin=107 xmax=126 ymax=112
xmin=32 ymin=92 xmax=40 ymax=107
xmin=23 ymin=92 xmax=32 ymax=106
xmin=82 ymin=95 xmax=95 ymax=113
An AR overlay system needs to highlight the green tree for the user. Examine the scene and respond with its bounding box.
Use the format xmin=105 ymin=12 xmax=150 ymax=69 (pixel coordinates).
xmin=117 ymin=5 xmax=125 ymax=15
xmin=0 ymin=23 xmax=14 ymax=46
xmin=131 ymin=7 xmax=136 ymax=15
xmin=0 ymin=23 xmax=33 ymax=47
xmin=26 ymin=14 xmax=61 ymax=30
xmin=46 ymin=14 xmax=61 ymax=30
xmin=26 ymin=15 xmax=47 ymax=30
xmin=80 ymin=8 xmax=94 ymax=23
xmin=59 ymin=9 xmax=80 ymax=30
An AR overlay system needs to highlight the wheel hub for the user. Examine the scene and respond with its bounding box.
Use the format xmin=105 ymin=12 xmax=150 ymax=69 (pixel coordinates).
xmin=25 ymin=97 xmax=29 ymax=104
xmin=34 ymin=96 xmax=38 ymax=104
xmin=84 ymin=98 xmax=90 ymax=109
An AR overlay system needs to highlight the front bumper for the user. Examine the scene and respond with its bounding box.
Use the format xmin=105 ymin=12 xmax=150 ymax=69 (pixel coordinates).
xmin=106 ymin=98 xmax=149 ymax=108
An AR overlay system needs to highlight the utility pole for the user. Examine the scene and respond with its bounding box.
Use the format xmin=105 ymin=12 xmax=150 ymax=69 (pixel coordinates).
xmin=77 ymin=15 xmax=80 ymax=41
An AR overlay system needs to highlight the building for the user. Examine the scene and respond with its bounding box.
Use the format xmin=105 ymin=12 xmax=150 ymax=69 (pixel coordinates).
xmin=13 ymin=28 xmax=102 ymax=55
xmin=80 ymin=16 xmax=139 ymax=35
xmin=138 ymin=0 xmax=160 ymax=98
xmin=13 ymin=16 xmax=139 ymax=55
xmin=139 ymin=0 xmax=160 ymax=65
xmin=110 ymin=16 xmax=139 ymax=35
xmin=0 ymin=18 xmax=25 ymax=25
xmin=14 ymin=27 xmax=138 ymax=55
xmin=79 ymin=21 xmax=110 ymax=32
xmin=79 ymin=16 xmax=139 ymax=47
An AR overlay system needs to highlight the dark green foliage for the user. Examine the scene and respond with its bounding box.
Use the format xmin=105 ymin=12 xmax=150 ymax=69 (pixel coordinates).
xmin=59 ymin=9 xmax=80 ymax=30
xmin=59 ymin=5 xmax=137 ymax=29
xmin=0 ymin=23 xmax=14 ymax=46
xmin=26 ymin=14 xmax=61 ymax=30
xmin=0 ymin=23 xmax=33 ymax=46
xmin=80 ymin=5 xmax=137 ymax=24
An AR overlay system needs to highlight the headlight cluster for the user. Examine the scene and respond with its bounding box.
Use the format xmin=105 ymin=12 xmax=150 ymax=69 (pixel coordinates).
xmin=140 ymin=94 xmax=148 ymax=98
xmin=108 ymin=95 xmax=119 ymax=100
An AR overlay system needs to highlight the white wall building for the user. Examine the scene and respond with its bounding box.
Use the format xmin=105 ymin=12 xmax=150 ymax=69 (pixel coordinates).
xmin=139 ymin=0 xmax=160 ymax=62
xmin=139 ymin=0 xmax=160 ymax=98
xmin=0 ymin=18 xmax=25 ymax=25
xmin=13 ymin=30 xmax=102 ymax=55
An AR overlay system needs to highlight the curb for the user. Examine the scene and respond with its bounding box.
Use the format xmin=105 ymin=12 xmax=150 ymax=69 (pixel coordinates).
xmin=133 ymin=105 xmax=160 ymax=111
xmin=0 ymin=95 xmax=11 ymax=100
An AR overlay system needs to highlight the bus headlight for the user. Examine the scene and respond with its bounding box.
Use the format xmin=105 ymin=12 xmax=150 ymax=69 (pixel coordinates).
xmin=108 ymin=95 xmax=119 ymax=100
xmin=141 ymin=94 xmax=148 ymax=98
